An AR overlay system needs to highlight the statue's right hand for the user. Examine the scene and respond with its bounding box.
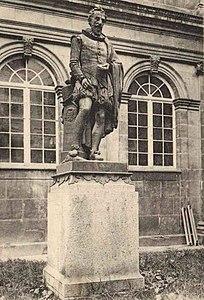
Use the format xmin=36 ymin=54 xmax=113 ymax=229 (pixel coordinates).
xmin=81 ymin=78 xmax=92 ymax=90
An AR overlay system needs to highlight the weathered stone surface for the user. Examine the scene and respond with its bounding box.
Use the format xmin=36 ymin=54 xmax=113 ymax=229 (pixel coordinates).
xmin=139 ymin=216 xmax=160 ymax=236
xmin=56 ymin=161 xmax=128 ymax=175
xmin=159 ymin=216 xmax=181 ymax=235
xmin=0 ymin=181 xmax=6 ymax=199
xmin=139 ymin=196 xmax=160 ymax=216
xmin=0 ymin=200 xmax=22 ymax=219
xmin=45 ymin=162 xmax=143 ymax=298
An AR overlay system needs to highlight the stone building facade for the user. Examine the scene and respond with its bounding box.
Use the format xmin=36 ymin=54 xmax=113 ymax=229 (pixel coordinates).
xmin=0 ymin=0 xmax=203 ymax=256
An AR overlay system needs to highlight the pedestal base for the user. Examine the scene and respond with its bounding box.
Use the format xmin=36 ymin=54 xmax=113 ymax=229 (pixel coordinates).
xmin=44 ymin=162 xmax=144 ymax=299
xmin=44 ymin=265 xmax=144 ymax=299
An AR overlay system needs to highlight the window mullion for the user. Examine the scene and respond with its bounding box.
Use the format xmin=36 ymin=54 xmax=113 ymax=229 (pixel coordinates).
xmin=24 ymin=87 xmax=30 ymax=164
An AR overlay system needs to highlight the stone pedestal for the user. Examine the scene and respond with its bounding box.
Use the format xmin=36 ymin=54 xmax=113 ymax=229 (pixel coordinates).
xmin=44 ymin=161 xmax=144 ymax=299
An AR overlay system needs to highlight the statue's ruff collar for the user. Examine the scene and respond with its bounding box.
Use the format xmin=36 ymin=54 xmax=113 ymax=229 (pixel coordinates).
xmin=82 ymin=28 xmax=106 ymax=42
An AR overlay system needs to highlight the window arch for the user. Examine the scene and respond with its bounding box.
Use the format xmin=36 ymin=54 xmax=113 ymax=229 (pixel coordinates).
xmin=128 ymin=73 xmax=176 ymax=168
xmin=0 ymin=56 xmax=59 ymax=166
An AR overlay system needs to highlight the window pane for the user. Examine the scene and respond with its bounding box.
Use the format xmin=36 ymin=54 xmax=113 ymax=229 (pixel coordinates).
xmin=30 ymin=90 xmax=42 ymax=105
xmin=44 ymin=136 xmax=56 ymax=149
xmin=154 ymin=154 xmax=163 ymax=166
xmin=139 ymin=154 xmax=148 ymax=166
xmin=30 ymin=105 xmax=42 ymax=119
xmin=44 ymin=107 xmax=55 ymax=120
xmin=138 ymin=114 xmax=147 ymax=126
xmin=11 ymin=134 xmax=23 ymax=147
xmin=11 ymin=149 xmax=24 ymax=162
xmin=44 ymin=121 xmax=56 ymax=134
xmin=11 ymin=119 xmax=24 ymax=132
xmin=153 ymin=103 xmax=162 ymax=114
xmin=40 ymin=69 xmax=54 ymax=86
xmin=27 ymin=70 xmax=36 ymax=82
xmin=11 ymin=104 xmax=23 ymax=117
xmin=138 ymin=101 xmax=147 ymax=113
xmin=128 ymin=100 xmax=137 ymax=112
xmin=153 ymin=141 xmax=163 ymax=153
xmin=164 ymin=129 xmax=172 ymax=141
xmin=153 ymin=116 xmax=162 ymax=127
xmin=163 ymin=104 xmax=172 ymax=115
xmin=44 ymin=150 xmax=56 ymax=163
xmin=128 ymin=81 xmax=139 ymax=94
xmin=0 ymin=119 xmax=9 ymax=132
xmin=27 ymin=58 xmax=44 ymax=74
xmin=31 ymin=135 xmax=42 ymax=148
xmin=0 ymin=149 xmax=9 ymax=162
xmin=128 ymin=127 xmax=137 ymax=139
xmin=153 ymin=90 xmax=162 ymax=97
xmin=141 ymin=84 xmax=149 ymax=94
xmin=8 ymin=59 xmax=25 ymax=71
xmin=151 ymin=76 xmax=163 ymax=87
xmin=128 ymin=113 xmax=137 ymax=125
xmin=138 ymin=128 xmax=147 ymax=139
xmin=30 ymin=76 xmax=42 ymax=85
xmin=0 ymin=65 xmax=13 ymax=81
xmin=164 ymin=142 xmax=173 ymax=153
xmin=16 ymin=70 xmax=26 ymax=81
xmin=31 ymin=150 xmax=42 ymax=163
xmin=153 ymin=128 xmax=162 ymax=140
xmin=161 ymin=85 xmax=171 ymax=98
xmin=138 ymin=88 xmax=148 ymax=96
xmin=0 ymin=88 xmax=9 ymax=102
xmin=150 ymin=84 xmax=158 ymax=95
xmin=0 ymin=134 xmax=9 ymax=147
xmin=0 ymin=103 xmax=9 ymax=117
xmin=11 ymin=89 xmax=23 ymax=103
xmin=44 ymin=92 xmax=55 ymax=106
xmin=128 ymin=140 xmax=137 ymax=152
xmin=164 ymin=155 xmax=173 ymax=166
xmin=128 ymin=153 xmax=137 ymax=165
xmin=11 ymin=74 xmax=24 ymax=83
xmin=137 ymin=75 xmax=148 ymax=85
xmin=164 ymin=116 xmax=172 ymax=128
xmin=138 ymin=141 xmax=148 ymax=152
xmin=30 ymin=120 xmax=42 ymax=134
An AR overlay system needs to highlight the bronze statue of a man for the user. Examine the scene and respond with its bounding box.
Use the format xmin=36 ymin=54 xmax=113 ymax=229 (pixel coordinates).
xmin=64 ymin=6 xmax=123 ymax=161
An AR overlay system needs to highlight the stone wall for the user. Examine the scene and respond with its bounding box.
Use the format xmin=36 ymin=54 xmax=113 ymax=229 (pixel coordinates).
xmin=0 ymin=170 xmax=54 ymax=255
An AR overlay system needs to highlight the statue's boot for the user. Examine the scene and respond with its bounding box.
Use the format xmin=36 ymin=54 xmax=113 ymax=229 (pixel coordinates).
xmin=62 ymin=145 xmax=86 ymax=163
xmin=89 ymin=150 xmax=103 ymax=161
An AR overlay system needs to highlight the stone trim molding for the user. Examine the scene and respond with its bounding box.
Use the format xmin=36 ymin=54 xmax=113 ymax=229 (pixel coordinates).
xmin=1 ymin=0 xmax=202 ymax=27
xmin=150 ymin=55 xmax=160 ymax=74
xmin=173 ymin=98 xmax=201 ymax=111
xmin=121 ymin=92 xmax=132 ymax=104
xmin=22 ymin=36 xmax=34 ymax=60
xmin=0 ymin=41 xmax=68 ymax=85
xmin=124 ymin=60 xmax=188 ymax=99
xmin=195 ymin=61 xmax=203 ymax=76
xmin=51 ymin=173 xmax=134 ymax=187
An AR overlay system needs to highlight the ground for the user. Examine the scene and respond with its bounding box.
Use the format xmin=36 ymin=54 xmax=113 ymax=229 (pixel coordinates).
xmin=0 ymin=247 xmax=204 ymax=300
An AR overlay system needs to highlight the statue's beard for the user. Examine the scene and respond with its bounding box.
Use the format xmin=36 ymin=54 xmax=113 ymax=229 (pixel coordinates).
xmin=91 ymin=25 xmax=103 ymax=35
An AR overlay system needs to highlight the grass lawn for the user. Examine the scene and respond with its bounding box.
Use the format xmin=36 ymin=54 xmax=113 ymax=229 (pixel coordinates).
xmin=0 ymin=247 xmax=204 ymax=300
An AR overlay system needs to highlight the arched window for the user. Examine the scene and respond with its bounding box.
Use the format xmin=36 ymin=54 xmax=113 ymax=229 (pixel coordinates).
xmin=128 ymin=73 xmax=175 ymax=168
xmin=0 ymin=56 xmax=58 ymax=166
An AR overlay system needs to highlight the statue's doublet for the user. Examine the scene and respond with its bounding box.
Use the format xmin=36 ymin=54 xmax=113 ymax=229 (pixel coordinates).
xmin=80 ymin=33 xmax=108 ymax=80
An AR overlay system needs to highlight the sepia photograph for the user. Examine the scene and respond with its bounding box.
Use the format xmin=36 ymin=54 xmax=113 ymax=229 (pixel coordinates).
xmin=0 ymin=0 xmax=203 ymax=299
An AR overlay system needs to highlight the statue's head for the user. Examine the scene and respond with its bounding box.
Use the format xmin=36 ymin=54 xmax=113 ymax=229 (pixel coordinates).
xmin=88 ymin=7 xmax=107 ymax=35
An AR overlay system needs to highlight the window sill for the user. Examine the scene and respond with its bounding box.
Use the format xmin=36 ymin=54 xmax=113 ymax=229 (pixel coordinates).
xmin=128 ymin=167 xmax=181 ymax=181
xmin=128 ymin=166 xmax=180 ymax=172
xmin=0 ymin=163 xmax=57 ymax=170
